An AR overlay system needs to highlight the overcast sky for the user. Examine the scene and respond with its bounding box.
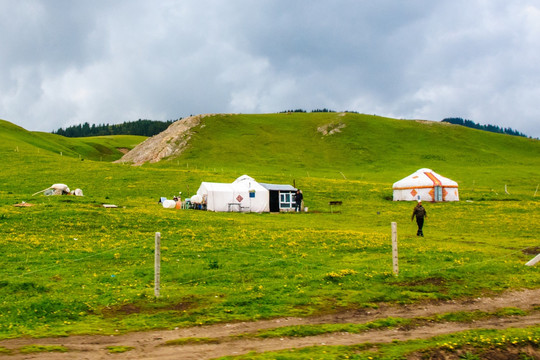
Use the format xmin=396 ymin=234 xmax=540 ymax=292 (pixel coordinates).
xmin=1 ymin=1 xmax=539 ymax=137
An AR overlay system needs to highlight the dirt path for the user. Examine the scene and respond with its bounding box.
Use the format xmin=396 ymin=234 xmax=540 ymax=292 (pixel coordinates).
xmin=2 ymin=288 xmax=539 ymax=359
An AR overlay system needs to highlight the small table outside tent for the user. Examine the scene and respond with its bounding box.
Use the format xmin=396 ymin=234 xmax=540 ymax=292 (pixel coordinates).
xmin=228 ymin=203 xmax=241 ymax=212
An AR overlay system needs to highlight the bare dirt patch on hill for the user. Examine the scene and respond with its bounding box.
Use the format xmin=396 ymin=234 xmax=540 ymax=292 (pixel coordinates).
xmin=1 ymin=288 xmax=539 ymax=359
xmin=114 ymin=114 xmax=212 ymax=165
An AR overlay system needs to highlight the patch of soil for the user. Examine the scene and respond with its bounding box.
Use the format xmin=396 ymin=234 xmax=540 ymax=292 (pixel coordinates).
xmin=101 ymin=303 xmax=142 ymax=317
xmin=523 ymin=246 xmax=540 ymax=255
xmin=13 ymin=202 xmax=34 ymax=207
xmin=1 ymin=288 xmax=539 ymax=360
xmin=410 ymin=346 xmax=540 ymax=360
xmin=165 ymin=302 xmax=192 ymax=312
xmin=479 ymin=345 xmax=540 ymax=360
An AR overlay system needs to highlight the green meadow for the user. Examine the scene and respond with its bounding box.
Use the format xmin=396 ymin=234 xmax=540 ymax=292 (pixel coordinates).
xmin=0 ymin=112 xmax=538 ymax=352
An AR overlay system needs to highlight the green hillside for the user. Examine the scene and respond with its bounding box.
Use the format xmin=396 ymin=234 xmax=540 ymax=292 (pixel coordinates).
xmin=0 ymin=119 xmax=146 ymax=162
xmin=155 ymin=113 xmax=539 ymax=198
xmin=0 ymin=114 xmax=538 ymax=350
xmin=2 ymin=114 xmax=539 ymax=195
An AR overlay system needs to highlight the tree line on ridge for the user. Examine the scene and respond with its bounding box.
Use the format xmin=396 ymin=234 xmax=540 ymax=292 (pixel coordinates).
xmin=442 ymin=117 xmax=530 ymax=138
xmin=51 ymin=114 xmax=533 ymax=139
xmin=52 ymin=119 xmax=176 ymax=137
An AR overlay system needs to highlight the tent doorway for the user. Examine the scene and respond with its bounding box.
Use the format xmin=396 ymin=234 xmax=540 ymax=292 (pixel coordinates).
xmin=269 ymin=191 xmax=280 ymax=212
xmin=434 ymin=185 xmax=443 ymax=201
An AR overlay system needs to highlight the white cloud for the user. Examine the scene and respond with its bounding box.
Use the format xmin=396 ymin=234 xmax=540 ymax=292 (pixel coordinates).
xmin=0 ymin=0 xmax=539 ymax=137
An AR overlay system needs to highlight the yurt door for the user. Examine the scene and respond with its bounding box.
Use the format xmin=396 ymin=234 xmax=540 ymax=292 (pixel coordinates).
xmin=434 ymin=186 xmax=443 ymax=201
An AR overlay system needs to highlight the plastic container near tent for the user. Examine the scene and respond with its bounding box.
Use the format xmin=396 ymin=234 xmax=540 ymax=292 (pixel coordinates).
xmin=162 ymin=200 xmax=177 ymax=208
xmin=72 ymin=189 xmax=84 ymax=196
xmin=392 ymin=168 xmax=459 ymax=202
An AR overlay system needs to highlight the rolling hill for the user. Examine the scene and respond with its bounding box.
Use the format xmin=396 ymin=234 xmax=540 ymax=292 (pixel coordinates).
xmin=115 ymin=112 xmax=540 ymax=196
xmin=0 ymin=119 xmax=146 ymax=163
xmin=1 ymin=113 xmax=539 ymax=199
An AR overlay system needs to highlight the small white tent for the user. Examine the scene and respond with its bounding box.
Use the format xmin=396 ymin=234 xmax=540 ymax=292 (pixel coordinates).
xmin=196 ymin=175 xmax=270 ymax=212
xmin=393 ymin=168 xmax=459 ymax=202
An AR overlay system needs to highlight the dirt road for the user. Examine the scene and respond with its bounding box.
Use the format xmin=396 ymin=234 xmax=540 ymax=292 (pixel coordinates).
xmin=2 ymin=288 xmax=539 ymax=359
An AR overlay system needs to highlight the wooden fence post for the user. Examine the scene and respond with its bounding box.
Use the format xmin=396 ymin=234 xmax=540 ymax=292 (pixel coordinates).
xmin=155 ymin=232 xmax=161 ymax=297
xmin=392 ymin=222 xmax=398 ymax=276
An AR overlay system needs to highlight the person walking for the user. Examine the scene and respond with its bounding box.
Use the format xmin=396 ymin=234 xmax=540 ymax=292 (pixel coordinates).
xmin=411 ymin=200 xmax=427 ymax=236
xmin=294 ymin=189 xmax=303 ymax=212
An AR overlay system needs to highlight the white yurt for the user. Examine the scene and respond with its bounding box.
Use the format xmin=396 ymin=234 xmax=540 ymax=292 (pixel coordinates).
xmin=196 ymin=175 xmax=270 ymax=212
xmin=392 ymin=168 xmax=459 ymax=202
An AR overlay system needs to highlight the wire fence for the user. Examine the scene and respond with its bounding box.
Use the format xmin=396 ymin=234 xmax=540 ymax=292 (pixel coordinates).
xmin=7 ymin=229 xmax=538 ymax=288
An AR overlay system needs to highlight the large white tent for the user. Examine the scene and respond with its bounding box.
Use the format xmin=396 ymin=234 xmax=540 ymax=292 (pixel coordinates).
xmin=392 ymin=168 xmax=459 ymax=202
xmin=196 ymin=175 xmax=270 ymax=212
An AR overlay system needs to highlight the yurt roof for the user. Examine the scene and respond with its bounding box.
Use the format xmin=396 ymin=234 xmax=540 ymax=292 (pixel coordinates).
xmin=393 ymin=168 xmax=458 ymax=189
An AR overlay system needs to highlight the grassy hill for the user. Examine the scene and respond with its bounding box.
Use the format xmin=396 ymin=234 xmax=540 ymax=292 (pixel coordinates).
xmin=0 ymin=114 xmax=538 ymax=354
xmin=3 ymin=113 xmax=538 ymax=197
xmin=147 ymin=113 xmax=539 ymax=200
xmin=0 ymin=119 xmax=146 ymax=162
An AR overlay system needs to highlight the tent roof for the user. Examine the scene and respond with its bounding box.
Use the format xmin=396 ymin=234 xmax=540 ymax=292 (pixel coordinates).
xmin=259 ymin=183 xmax=296 ymax=191
xmin=198 ymin=175 xmax=269 ymax=193
xmin=199 ymin=181 xmax=236 ymax=192
xmin=393 ymin=168 xmax=458 ymax=189
xmin=233 ymin=174 xmax=255 ymax=183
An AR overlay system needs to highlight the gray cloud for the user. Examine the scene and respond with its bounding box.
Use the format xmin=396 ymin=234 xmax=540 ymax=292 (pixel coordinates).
xmin=0 ymin=0 xmax=539 ymax=137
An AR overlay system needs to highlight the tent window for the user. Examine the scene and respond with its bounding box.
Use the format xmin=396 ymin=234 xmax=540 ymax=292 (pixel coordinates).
xmin=280 ymin=192 xmax=294 ymax=208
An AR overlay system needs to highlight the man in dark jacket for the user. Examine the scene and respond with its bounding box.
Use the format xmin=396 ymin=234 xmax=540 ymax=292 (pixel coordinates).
xmin=411 ymin=200 xmax=427 ymax=236
xmin=294 ymin=189 xmax=303 ymax=212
